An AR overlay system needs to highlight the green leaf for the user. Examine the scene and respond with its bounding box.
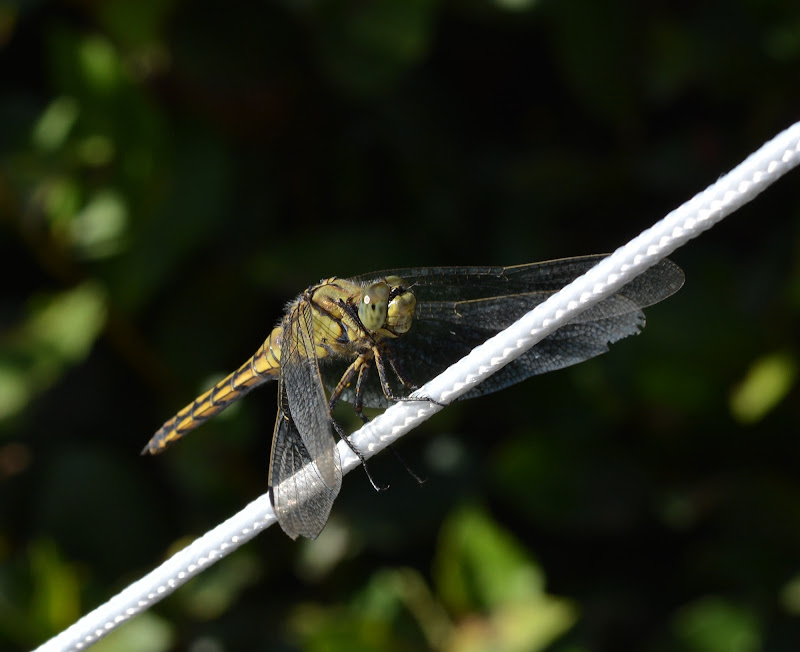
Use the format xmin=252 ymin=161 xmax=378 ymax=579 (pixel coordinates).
xmin=730 ymin=352 xmax=797 ymax=424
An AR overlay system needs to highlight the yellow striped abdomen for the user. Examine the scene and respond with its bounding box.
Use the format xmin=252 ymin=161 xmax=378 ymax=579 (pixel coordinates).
xmin=142 ymin=325 xmax=283 ymax=455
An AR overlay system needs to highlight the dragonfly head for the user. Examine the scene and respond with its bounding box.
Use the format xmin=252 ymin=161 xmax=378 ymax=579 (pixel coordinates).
xmin=358 ymin=276 xmax=416 ymax=335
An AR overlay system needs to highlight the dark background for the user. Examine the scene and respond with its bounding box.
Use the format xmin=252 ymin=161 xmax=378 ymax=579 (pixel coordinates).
xmin=2 ymin=1 xmax=800 ymax=650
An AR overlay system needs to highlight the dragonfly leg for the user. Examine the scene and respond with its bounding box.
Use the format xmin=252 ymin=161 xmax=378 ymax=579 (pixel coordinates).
xmin=354 ymin=360 xmax=425 ymax=486
xmin=373 ymin=347 xmax=444 ymax=407
xmin=383 ymin=348 xmax=417 ymax=394
xmin=328 ymin=356 xmax=365 ymax=415
xmin=330 ymin=354 xmax=420 ymax=491
xmin=324 ymin=356 xmax=388 ymax=491
xmin=325 ymin=342 xmax=426 ymax=490
xmin=330 ymin=417 xmax=389 ymax=492
xmin=389 ymin=446 xmax=426 ymax=486
xmin=372 ymin=348 xmax=411 ymax=402
xmin=352 ymin=363 xmax=371 ymax=424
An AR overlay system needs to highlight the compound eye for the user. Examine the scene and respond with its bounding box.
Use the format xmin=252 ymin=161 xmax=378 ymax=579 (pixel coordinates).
xmin=358 ymin=281 xmax=390 ymax=331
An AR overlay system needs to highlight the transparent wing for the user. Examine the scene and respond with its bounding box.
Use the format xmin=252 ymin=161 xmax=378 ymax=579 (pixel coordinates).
xmin=268 ymin=299 xmax=341 ymax=539
xmin=336 ymin=256 xmax=684 ymax=406
xmin=281 ymin=299 xmax=340 ymax=491
xmin=268 ymin=379 xmax=340 ymax=540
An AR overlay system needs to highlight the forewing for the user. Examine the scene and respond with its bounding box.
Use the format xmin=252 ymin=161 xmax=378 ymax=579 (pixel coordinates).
xmin=269 ymin=379 xmax=339 ymax=540
xmin=352 ymin=256 xmax=683 ymax=307
xmin=342 ymin=256 xmax=684 ymax=404
xmin=280 ymin=300 xmax=341 ymax=500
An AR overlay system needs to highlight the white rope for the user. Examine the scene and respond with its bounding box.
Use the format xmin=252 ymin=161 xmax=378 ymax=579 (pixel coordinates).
xmin=34 ymin=121 xmax=800 ymax=652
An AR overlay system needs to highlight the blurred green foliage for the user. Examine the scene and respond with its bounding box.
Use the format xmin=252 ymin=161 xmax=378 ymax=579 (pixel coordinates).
xmin=2 ymin=0 xmax=800 ymax=650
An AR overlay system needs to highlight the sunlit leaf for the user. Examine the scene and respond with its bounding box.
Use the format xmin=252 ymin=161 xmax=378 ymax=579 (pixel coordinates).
xmin=435 ymin=504 xmax=545 ymax=611
xmin=0 ymin=283 xmax=107 ymax=421
xmin=445 ymin=598 xmax=576 ymax=652
xmin=32 ymin=96 xmax=79 ymax=151
xmin=730 ymin=352 xmax=797 ymax=424
xmin=78 ymin=35 xmax=123 ymax=93
xmin=69 ymin=188 xmax=129 ymax=259
xmin=434 ymin=505 xmax=576 ymax=651
xmin=0 ymin=365 xmax=30 ymax=421
xmin=28 ymin=282 xmax=107 ymax=364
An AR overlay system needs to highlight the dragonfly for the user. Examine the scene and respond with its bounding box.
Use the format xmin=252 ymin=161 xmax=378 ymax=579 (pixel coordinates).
xmin=143 ymin=255 xmax=684 ymax=540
